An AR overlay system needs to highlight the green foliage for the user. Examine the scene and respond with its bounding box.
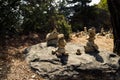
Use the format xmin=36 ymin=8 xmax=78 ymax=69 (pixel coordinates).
xmin=0 ymin=0 xmax=72 ymax=47
xmin=0 ymin=0 xmax=21 ymax=36
xmin=20 ymin=0 xmax=55 ymax=33
xmin=56 ymin=15 xmax=72 ymax=39
xmin=20 ymin=0 xmax=72 ymax=38
xmin=63 ymin=0 xmax=94 ymax=31
xmin=98 ymin=0 xmax=108 ymax=11
xmin=59 ymin=0 xmax=111 ymax=31
xmin=96 ymin=0 xmax=111 ymax=29
xmin=0 ymin=0 xmax=111 ymax=42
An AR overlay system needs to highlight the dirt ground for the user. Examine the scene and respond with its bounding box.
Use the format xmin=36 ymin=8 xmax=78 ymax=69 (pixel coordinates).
xmin=71 ymin=36 xmax=113 ymax=52
xmin=0 ymin=33 xmax=113 ymax=80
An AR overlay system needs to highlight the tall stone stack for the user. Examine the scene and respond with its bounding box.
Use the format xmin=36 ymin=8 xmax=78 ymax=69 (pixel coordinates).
xmin=100 ymin=27 xmax=105 ymax=36
xmin=56 ymin=34 xmax=67 ymax=56
xmin=84 ymin=27 xmax=88 ymax=37
xmin=84 ymin=27 xmax=99 ymax=53
xmin=105 ymin=28 xmax=113 ymax=39
xmin=52 ymin=34 xmax=68 ymax=65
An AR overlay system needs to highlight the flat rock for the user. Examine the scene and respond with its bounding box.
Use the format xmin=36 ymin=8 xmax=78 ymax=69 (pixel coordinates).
xmin=25 ymin=42 xmax=120 ymax=80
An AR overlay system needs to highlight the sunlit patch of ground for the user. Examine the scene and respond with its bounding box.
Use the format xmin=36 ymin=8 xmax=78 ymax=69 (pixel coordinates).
xmin=6 ymin=59 xmax=43 ymax=80
xmin=71 ymin=36 xmax=113 ymax=52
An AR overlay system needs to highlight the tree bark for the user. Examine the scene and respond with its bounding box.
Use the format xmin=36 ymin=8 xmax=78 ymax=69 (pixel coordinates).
xmin=107 ymin=0 xmax=120 ymax=55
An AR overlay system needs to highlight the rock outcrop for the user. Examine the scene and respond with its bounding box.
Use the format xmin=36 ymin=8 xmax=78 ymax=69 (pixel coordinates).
xmin=25 ymin=42 xmax=120 ymax=80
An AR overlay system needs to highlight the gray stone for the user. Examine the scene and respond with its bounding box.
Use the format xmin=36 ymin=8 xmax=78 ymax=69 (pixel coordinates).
xmin=25 ymin=42 xmax=120 ymax=80
xmin=84 ymin=27 xmax=99 ymax=53
xmin=46 ymin=28 xmax=59 ymax=47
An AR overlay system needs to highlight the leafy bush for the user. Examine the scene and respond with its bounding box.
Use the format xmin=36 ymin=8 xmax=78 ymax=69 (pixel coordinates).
xmin=56 ymin=15 xmax=72 ymax=39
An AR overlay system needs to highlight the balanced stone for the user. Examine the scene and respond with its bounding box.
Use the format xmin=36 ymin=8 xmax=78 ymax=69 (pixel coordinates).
xmin=52 ymin=34 xmax=68 ymax=65
xmin=46 ymin=28 xmax=59 ymax=47
xmin=84 ymin=27 xmax=99 ymax=53
xmin=100 ymin=27 xmax=105 ymax=36
xmin=52 ymin=34 xmax=68 ymax=56
xmin=84 ymin=27 xmax=88 ymax=36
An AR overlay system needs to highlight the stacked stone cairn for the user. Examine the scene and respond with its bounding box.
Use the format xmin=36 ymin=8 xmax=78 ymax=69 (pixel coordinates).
xmin=52 ymin=34 xmax=68 ymax=65
xmin=105 ymin=28 xmax=113 ymax=39
xmin=75 ymin=27 xmax=88 ymax=38
xmin=46 ymin=28 xmax=59 ymax=47
xmin=84 ymin=27 xmax=88 ymax=37
xmin=100 ymin=27 xmax=105 ymax=36
xmin=84 ymin=27 xmax=99 ymax=53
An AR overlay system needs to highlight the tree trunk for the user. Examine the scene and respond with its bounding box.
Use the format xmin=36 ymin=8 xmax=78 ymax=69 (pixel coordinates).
xmin=107 ymin=0 xmax=120 ymax=55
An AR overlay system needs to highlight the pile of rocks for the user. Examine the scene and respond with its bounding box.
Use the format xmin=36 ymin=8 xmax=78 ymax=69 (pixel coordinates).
xmin=24 ymin=28 xmax=120 ymax=80
xmin=25 ymin=42 xmax=120 ymax=80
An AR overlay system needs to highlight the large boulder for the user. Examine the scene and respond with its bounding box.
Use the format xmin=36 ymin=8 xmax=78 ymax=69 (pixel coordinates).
xmin=25 ymin=42 xmax=120 ymax=80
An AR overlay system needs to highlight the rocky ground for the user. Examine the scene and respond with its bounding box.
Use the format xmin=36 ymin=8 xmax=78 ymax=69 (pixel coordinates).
xmin=25 ymin=36 xmax=119 ymax=80
xmin=0 ymin=33 xmax=113 ymax=80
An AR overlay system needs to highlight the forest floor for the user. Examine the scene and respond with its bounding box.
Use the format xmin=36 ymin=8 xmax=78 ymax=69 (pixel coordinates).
xmin=0 ymin=33 xmax=113 ymax=80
